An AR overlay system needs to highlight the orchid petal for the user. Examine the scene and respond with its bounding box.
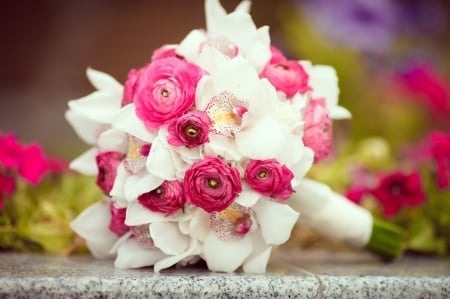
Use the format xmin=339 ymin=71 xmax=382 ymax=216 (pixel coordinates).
xmin=150 ymin=222 xmax=189 ymax=255
xmin=253 ymin=199 xmax=299 ymax=245
xmin=86 ymin=67 xmax=123 ymax=92
xmin=242 ymin=232 xmax=272 ymax=273
xmin=114 ymin=238 xmax=167 ymax=269
xmin=124 ymin=171 xmax=164 ymax=202
xmin=235 ymin=189 xmax=261 ymax=207
xmin=244 ymin=25 xmax=271 ymax=72
xmin=65 ymin=110 xmax=108 ymax=145
xmin=176 ymin=29 xmax=206 ymax=62
xmin=236 ymin=116 xmax=287 ymax=160
xmin=189 ymin=208 xmax=210 ymax=242
xmin=70 ymin=200 xmax=118 ymax=258
xmin=205 ymin=135 xmax=242 ymax=161
xmin=154 ymin=239 xmax=202 ymax=273
xmin=330 ymin=106 xmax=352 ymax=119
xmin=203 ymin=232 xmax=252 ymax=273
xmin=147 ymin=137 xmax=176 ymax=180
xmin=112 ymin=104 xmax=156 ymax=142
xmin=125 ymin=201 xmax=184 ymax=226
xmin=68 ymin=90 xmax=122 ymax=124
xmin=205 ymin=0 xmax=226 ymax=33
xmin=291 ymin=147 xmax=314 ymax=187
xmin=97 ymin=128 xmax=127 ymax=152
xmin=69 ymin=147 xmax=98 ymax=175
xmin=196 ymin=46 xmax=229 ymax=74
xmin=110 ymin=162 xmax=127 ymax=199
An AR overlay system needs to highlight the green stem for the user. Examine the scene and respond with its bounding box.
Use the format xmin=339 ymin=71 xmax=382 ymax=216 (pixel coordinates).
xmin=365 ymin=217 xmax=405 ymax=261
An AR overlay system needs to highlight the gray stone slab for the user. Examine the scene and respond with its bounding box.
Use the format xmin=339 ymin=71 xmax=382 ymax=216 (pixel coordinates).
xmin=0 ymin=250 xmax=449 ymax=298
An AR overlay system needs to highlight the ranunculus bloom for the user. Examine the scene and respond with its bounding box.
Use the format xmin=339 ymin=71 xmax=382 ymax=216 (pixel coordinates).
xmin=302 ymin=98 xmax=333 ymax=163
xmin=369 ymin=171 xmax=426 ymax=217
xmin=167 ymin=110 xmax=212 ymax=148
xmin=151 ymin=46 xmax=178 ymax=61
xmin=138 ymin=180 xmax=185 ymax=215
xmin=122 ymin=69 xmax=141 ymax=106
xmin=109 ymin=202 xmax=129 ymax=237
xmin=429 ymin=131 xmax=450 ymax=190
xmin=244 ymin=159 xmax=294 ymax=201
xmin=184 ymin=156 xmax=242 ymax=213
xmin=134 ymin=57 xmax=204 ymax=130
xmin=260 ymin=46 xmax=310 ymax=98
xmin=96 ymin=152 xmax=124 ymax=196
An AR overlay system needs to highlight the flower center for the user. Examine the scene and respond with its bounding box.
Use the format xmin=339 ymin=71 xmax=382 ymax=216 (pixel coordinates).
xmin=152 ymin=187 xmax=164 ymax=197
xmin=161 ymin=89 xmax=169 ymax=98
xmin=258 ymin=170 xmax=268 ymax=179
xmin=185 ymin=125 xmax=199 ymax=137
xmin=207 ymin=178 xmax=220 ymax=189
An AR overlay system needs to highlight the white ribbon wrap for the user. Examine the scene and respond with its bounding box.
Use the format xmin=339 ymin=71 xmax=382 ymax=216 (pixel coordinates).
xmin=289 ymin=178 xmax=373 ymax=248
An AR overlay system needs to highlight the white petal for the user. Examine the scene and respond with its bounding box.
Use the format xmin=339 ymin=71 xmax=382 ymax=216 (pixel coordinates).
xmin=110 ymin=162 xmax=127 ymax=199
xmin=244 ymin=25 xmax=271 ymax=72
xmin=86 ymin=67 xmax=123 ymax=92
xmin=69 ymin=147 xmax=98 ymax=175
xmin=253 ymin=199 xmax=299 ymax=245
xmin=309 ymin=65 xmax=339 ymax=108
xmin=330 ymin=106 xmax=352 ymax=119
xmin=112 ymin=104 xmax=156 ymax=142
xmin=189 ymin=208 xmax=210 ymax=242
xmin=109 ymin=231 xmax=133 ymax=255
xmin=97 ymin=128 xmax=127 ymax=152
xmin=205 ymin=135 xmax=242 ymax=161
xmin=205 ymin=0 xmax=226 ymax=33
xmin=203 ymin=232 xmax=252 ymax=273
xmin=291 ymin=147 xmax=314 ymax=186
xmin=196 ymin=46 xmax=229 ymax=74
xmin=154 ymin=239 xmax=202 ymax=273
xmin=147 ymin=137 xmax=176 ymax=180
xmin=125 ymin=201 xmax=184 ymax=226
xmin=68 ymin=90 xmax=122 ymax=124
xmin=70 ymin=200 xmax=118 ymax=258
xmin=236 ymin=117 xmax=287 ymax=160
xmin=235 ymin=189 xmax=261 ymax=207
xmin=114 ymin=238 xmax=167 ymax=269
xmin=242 ymin=232 xmax=272 ymax=274
xmin=124 ymin=171 xmax=164 ymax=201
xmin=176 ymin=29 xmax=206 ymax=62
xmin=150 ymin=222 xmax=190 ymax=255
xmin=65 ymin=110 xmax=108 ymax=145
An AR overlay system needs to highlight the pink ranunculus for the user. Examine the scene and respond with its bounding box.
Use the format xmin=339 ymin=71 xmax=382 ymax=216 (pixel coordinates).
xmin=184 ymin=156 xmax=242 ymax=213
xmin=369 ymin=171 xmax=426 ymax=217
xmin=134 ymin=57 xmax=204 ymax=130
xmin=244 ymin=159 xmax=294 ymax=201
xmin=95 ymin=152 xmax=124 ymax=196
xmin=260 ymin=46 xmax=310 ymax=98
xmin=429 ymin=131 xmax=450 ymax=190
xmin=167 ymin=110 xmax=212 ymax=148
xmin=138 ymin=180 xmax=185 ymax=215
xmin=108 ymin=202 xmax=129 ymax=237
xmin=122 ymin=68 xmax=141 ymax=106
xmin=302 ymin=98 xmax=333 ymax=163
xmin=151 ymin=45 xmax=179 ymax=61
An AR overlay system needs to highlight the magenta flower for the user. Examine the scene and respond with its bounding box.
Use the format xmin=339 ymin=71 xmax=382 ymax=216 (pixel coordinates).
xmin=151 ymin=46 xmax=178 ymax=61
xmin=122 ymin=68 xmax=141 ymax=106
xmin=429 ymin=131 xmax=450 ymax=190
xmin=369 ymin=171 xmax=426 ymax=217
xmin=167 ymin=110 xmax=212 ymax=148
xmin=95 ymin=152 xmax=124 ymax=196
xmin=0 ymin=133 xmax=25 ymax=169
xmin=134 ymin=57 xmax=204 ymax=130
xmin=302 ymin=98 xmax=333 ymax=163
xmin=184 ymin=156 xmax=242 ymax=213
xmin=260 ymin=46 xmax=310 ymax=98
xmin=18 ymin=144 xmax=50 ymax=185
xmin=244 ymin=159 xmax=294 ymax=201
xmin=138 ymin=180 xmax=185 ymax=215
xmin=108 ymin=202 xmax=129 ymax=237
xmin=0 ymin=172 xmax=16 ymax=210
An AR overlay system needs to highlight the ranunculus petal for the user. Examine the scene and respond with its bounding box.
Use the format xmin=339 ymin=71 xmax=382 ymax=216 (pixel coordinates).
xmin=253 ymin=199 xmax=299 ymax=245
xmin=147 ymin=137 xmax=177 ymax=180
xmin=203 ymin=232 xmax=252 ymax=273
xmin=154 ymin=239 xmax=202 ymax=273
xmin=112 ymin=104 xmax=156 ymax=142
xmin=236 ymin=116 xmax=287 ymax=160
xmin=69 ymin=147 xmax=98 ymax=175
xmin=114 ymin=238 xmax=167 ymax=269
xmin=150 ymin=222 xmax=189 ymax=255
xmin=70 ymin=200 xmax=118 ymax=258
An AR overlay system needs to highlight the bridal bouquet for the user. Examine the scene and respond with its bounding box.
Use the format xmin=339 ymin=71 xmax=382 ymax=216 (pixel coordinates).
xmin=67 ymin=0 xmax=403 ymax=273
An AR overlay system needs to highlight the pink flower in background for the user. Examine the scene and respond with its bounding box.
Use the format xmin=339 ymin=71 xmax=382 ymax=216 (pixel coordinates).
xmin=18 ymin=144 xmax=50 ymax=185
xmin=151 ymin=46 xmax=178 ymax=61
xmin=167 ymin=110 xmax=212 ymax=148
xmin=108 ymin=202 xmax=129 ymax=237
xmin=345 ymin=186 xmax=368 ymax=204
xmin=302 ymin=98 xmax=333 ymax=163
xmin=369 ymin=171 xmax=426 ymax=217
xmin=95 ymin=152 xmax=124 ymax=196
xmin=429 ymin=131 xmax=450 ymax=190
xmin=184 ymin=156 xmax=242 ymax=213
xmin=395 ymin=62 xmax=450 ymax=116
xmin=0 ymin=172 xmax=16 ymax=210
xmin=138 ymin=180 xmax=185 ymax=215
xmin=0 ymin=133 xmax=25 ymax=169
xmin=260 ymin=46 xmax=310 ymax=98
xmin=122 ymin=68 xmax=141 ymax=106
xmin=134 ymin=57 xmax=204 ymax=130
xmin=244 ymin=159 xmax=294 ymax=201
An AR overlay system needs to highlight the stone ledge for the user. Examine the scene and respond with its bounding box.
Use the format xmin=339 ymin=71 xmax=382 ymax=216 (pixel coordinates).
xmin=0 ymin=250 xmax=449 ymax=298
